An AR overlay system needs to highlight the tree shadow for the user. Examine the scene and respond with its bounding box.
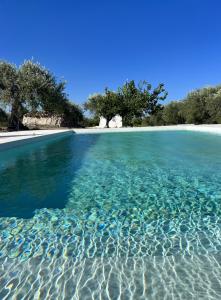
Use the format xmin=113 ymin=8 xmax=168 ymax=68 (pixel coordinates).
xmin=0 ymin=132 xmax=99 ymax=218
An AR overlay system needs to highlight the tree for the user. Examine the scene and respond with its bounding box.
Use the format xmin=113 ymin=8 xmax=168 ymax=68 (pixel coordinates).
xmin=118 ymin=80 xmax=167 ymax=126
xmin=62 ymin=101 xmax=84 ymax=127
xmin=0 ymin=60 xmax=68 ymax=129
xmin=0 ymin=107 xmax=8 ymax=127
xmin=19 ymin=60 xmax=67 ymax=114
xmin=181 ymin=89 xmax=210 ymax=124
xmin=145 ymin=85 xmax=221 ymax=126
xmin=204 ymin=86 xmax=221 ymax=123
xmin=162 ymin=101 xmax=185 ymax=125
xmin=0 ymin=61 xmax=23 ymax=129
xmin=84 ymin=80 xmax=168 ymax=127
xmin=84 ymin=89 xmax=121 ymax=127
xmin=118 ymin=80 xmax=143 ymax=125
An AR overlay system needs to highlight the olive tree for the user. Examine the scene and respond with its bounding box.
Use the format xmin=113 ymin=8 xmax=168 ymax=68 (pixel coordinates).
xmin=162 ymin=101 xmax=185 ymax=125
xmin=0 ymin=60 xmax=68 ymax=129
xmin=0 ymin=107 xmax=8 ymax=127
xmin=84 ymin=89 xmax=121 ymax=127
xmin=181 ymin=89 xmax=210 ymax=124
xmin=204 ymin=86 xmax=221 ymax=123
xmin=0 ymin=62 xmax=22 ymax=129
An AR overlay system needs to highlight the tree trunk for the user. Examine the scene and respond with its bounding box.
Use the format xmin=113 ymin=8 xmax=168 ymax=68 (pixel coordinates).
xmin=8 ymin=99 xmax=21 ymax=130
xmin=106 ymin=117 xmax=111 ymax=128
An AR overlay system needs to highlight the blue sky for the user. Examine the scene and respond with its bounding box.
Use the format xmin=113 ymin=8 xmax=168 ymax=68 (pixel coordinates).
xmin=0 ymin=0 xmax=221 ymax=105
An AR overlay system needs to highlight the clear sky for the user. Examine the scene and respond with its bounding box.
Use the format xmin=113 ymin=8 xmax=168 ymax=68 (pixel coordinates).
xmin=0 ymin=0 xmax=221 ymax=105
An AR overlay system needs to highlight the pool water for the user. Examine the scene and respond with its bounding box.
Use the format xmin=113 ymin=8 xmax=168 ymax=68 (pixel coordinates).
xmin=1 ymin=131 xmax=221 ymax=299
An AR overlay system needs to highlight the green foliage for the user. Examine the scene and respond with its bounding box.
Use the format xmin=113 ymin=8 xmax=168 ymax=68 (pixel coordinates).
xmin=119 ymin=80 xmax=167 ymax=126
xmin=62 ymin=101 xmax=84 ymax=127
xmin=130 ymin=117 xmax=143 ymax=127
xmin=181 ymin=90 xmax=209 ymax=124
xmin=0 ymin=62 xmax=18 ymax=106
xmin=145 ymin=85 xmax=221 ymax=126
xmin=205 ymin=88 xmax=221 ymax=123
xmin=19 ymin=60 xmax=67 ymax=114
xmin=143 ymin=110 xmax=165 ymax=126
xmin=83 ymin=116 xmax=100 ymax=127
xmin=180 ymin=86 xmax=221 ymax=124
xmin=118 ymin=81 xmax=143 ymax=125
xmin=0 ymin=59 xmax=81 ymax=129
xmin=84 ymin=80 xmax=167 ymax=127
xmin=0 ymin=61 xmax=23 ymax=129
xmin=162 ymin=101 xmax=185 ymax=125
xmin=84 ymin=89 xmax=121 ymax=127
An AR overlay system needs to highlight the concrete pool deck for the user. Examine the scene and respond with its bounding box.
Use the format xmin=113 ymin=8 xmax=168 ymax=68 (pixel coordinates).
xmin=1 ymin=124 xmax=221 ymax=149
xmin=73 ymin=124 xmax=221 ymax=134
xmin=0 ymin=129 xmax=72 ymax=150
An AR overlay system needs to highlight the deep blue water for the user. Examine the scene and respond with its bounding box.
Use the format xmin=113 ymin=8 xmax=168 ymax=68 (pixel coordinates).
xmin=1 ymin=130 xmax=221 ymax=299
xmin=0 ymin=133 xmax=98 ymax=218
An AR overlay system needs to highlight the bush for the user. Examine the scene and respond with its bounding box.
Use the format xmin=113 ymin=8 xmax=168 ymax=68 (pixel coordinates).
xmin=142 ymin=110 xmax=165 ymax=126
xmin=83 ymin=116 xmax=100 ymax=127
xmin=162 ymin=101 xmax=185 ymax=125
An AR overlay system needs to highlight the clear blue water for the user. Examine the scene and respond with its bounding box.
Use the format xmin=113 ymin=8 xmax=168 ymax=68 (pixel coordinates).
xmin=1 ymin=131 xmax=221 ymax=299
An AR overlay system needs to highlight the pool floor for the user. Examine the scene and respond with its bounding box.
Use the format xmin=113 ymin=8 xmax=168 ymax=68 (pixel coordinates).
xmin=1 ymin=131 xmax=221 ymax=299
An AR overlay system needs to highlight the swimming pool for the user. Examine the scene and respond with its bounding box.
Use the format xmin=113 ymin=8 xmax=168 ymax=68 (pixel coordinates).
xmin=0 ymin=131 xmax=221 ymax=299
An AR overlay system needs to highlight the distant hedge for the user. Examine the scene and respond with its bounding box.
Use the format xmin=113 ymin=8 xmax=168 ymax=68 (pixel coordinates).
xmin=140 ymin=85 xmax=221 ymax=126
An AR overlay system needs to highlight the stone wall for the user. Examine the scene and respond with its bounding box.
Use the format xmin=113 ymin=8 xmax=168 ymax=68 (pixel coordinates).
xmin=23 ymin=115 xmax=63 ymax=128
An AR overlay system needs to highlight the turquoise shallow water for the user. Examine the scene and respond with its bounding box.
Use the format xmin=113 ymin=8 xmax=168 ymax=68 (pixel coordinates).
xmin=1 ymin=131 xmax=221 ymax=299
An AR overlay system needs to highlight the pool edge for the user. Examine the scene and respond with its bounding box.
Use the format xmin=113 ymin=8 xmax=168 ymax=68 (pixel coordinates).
xmin=0 ymin=130 xmax=72 ymax=151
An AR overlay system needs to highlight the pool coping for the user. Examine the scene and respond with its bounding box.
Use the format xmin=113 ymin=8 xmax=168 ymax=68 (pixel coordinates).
xmin=73 ymin=124 xmax=221 ymax=134
xmin=0 ymin=129 xmax=72 ymax=150
xmin=1 ymin=125 xmax=221 ymax=150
